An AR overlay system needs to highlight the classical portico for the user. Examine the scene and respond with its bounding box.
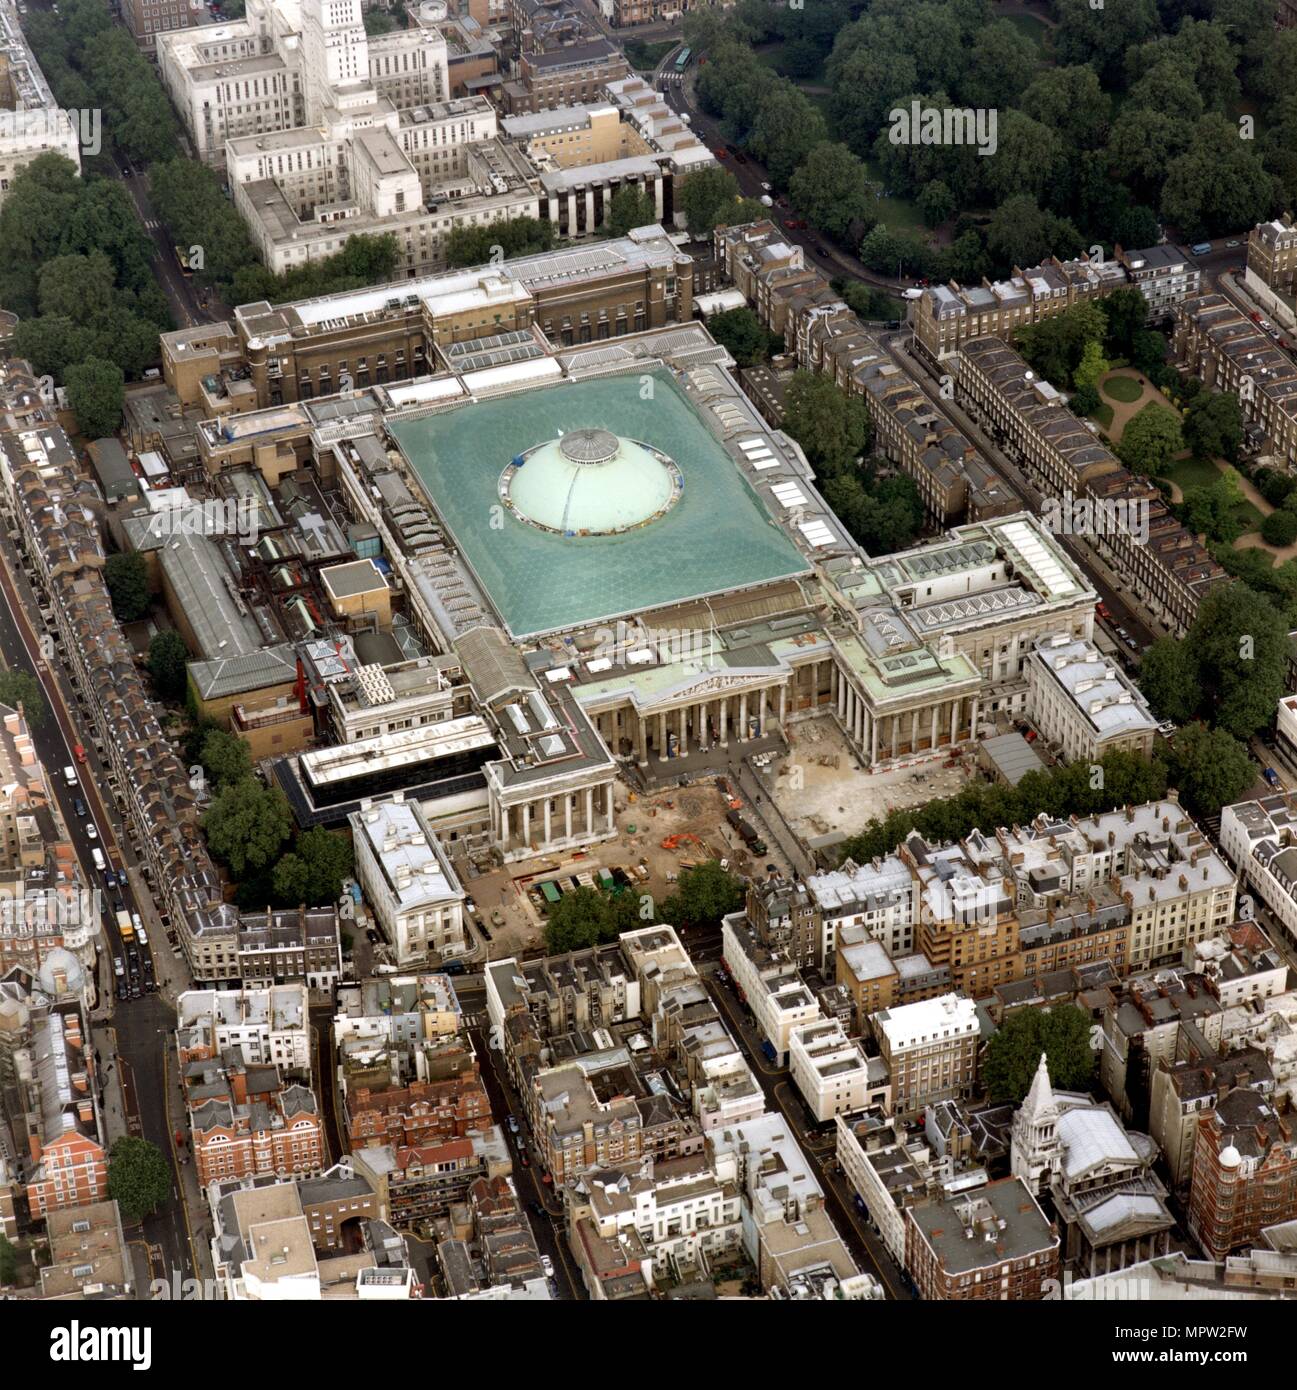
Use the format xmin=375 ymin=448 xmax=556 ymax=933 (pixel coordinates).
xmin=490 ymin=769 xmax=617 ymax=863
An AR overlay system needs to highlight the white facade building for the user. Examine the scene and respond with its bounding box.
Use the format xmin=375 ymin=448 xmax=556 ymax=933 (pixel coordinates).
xmin=175 ymin=983 xmax=312 ymax=1075
xmin=806 ymin=855 xmax=917 ymax=959
xmin=1026 ymin=634 xmax=1157 ymax=763
xmin=0 ymin=2 xmax=82 ymax=203
xmin=788 ymin=1017 xmax=873 ymax=1123
xmin=349 ymin=794 xmax=467 ymax=965
xmin=721 ymin=916 xmax=821 ymax=1065
xmin=873 ymin=993 xmax=980 ymax=1118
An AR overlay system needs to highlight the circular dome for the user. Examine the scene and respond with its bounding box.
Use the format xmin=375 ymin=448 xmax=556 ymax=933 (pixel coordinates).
xmin=1220 ymin=1144 xmax=1242 ymax=1169
xmin=38 ymin=947 xmax=86 ymax=996
xmin=501 ymin=431 xmax=683 ymax=537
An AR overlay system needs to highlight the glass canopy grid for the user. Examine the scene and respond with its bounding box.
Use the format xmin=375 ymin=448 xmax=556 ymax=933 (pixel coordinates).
xmin=388 ymin=369 xmax=809 ymax=639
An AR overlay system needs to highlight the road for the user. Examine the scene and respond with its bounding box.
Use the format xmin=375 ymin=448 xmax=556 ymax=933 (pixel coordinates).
xmin=467 ymin=1023 xmax=584 ymax=1300
xmin=704 ymin=964 xmax=914 ymax=1298
xmin=0 ymin=522 xmax=194 ymax=1282
xmin=111 ymin=153 xmax=230 ymax=334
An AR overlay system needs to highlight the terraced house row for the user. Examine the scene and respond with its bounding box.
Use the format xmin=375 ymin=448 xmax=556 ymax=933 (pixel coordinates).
xmin=713 ymin=221 xmax=1016 ymax=527
xmin=954 ymin=337 xmax=1227 ymax=638
xmin=1173 ymin=293 xmax=1297 ymax=471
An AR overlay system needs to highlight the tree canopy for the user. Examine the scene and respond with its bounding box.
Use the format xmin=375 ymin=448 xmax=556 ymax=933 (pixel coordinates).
xmin=106 ymin=1137 xmax=172 ymax=1224
xmin=982 ymin=1007 xmax=1096 ymax=1104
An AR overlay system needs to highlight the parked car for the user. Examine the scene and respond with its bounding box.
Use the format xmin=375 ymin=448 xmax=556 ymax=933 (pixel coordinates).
xmin=73 ymin=798 xmax=86 ymax=818
xmin=507 ymin=1116 xmax=520 ymax=1134
xmin=86 ymin=823 xmax=98 ymax=840
xmin=541 ymin=1255 xmax=554 ymax=1278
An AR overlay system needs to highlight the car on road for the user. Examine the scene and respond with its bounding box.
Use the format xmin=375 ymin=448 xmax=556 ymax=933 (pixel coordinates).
xmin=507 ymin=1115 xmax=520 ymax=1134
xmin=73 ymin=798 xmax=86 ymax=818
xmin=116 ymin=981 xmax=127 ymax=1000
xmin=519 ymin=1151 xmax=530 ymax=1166
xmin=1226 ymin=240 xmax=1241 ymax=248
xmin=528 ymin=1200 xmax=545 ymax=1218
xmin=541 ymin=1255 xmax=554 ymax=1278
xmin=86 ymin=823 xmax=97 ymax=840
xmin=1125 ymin=637 xmax=1138 ymax=651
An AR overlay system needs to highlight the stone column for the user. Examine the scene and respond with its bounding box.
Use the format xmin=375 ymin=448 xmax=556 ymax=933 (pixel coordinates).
xmin=499 ymin=802 xmax=510 ymax=851
xmin=564 ymin=794 xmax=572 ymax=841
xmin=970 ymin=697 xmax=980 ymax=740
xmin=585 ymin=786 xmax=595 ymax=835
xmin=778 ymin=684 xmax=788 ymax=728
xmin=739 ymin=692 xmax=749 ymax=740
xmin=567 ymin=191 xmax=579 ymax=236
xmin=719 ymin=697 xmax=728 ymax=748
xmin=605 ymin=783 xmax=615 ymax=832
xmin=836 ymin=671 xmax=847 ymax=721
xmin=931 ymin=705 xmax=940 ymax=750
xmin=911 ymin=709 xmax=920 ymax=753
xmin=637 ymin=717 xmax=648 ymax=766
xmin=585 ymin=187 xmax=597 ymax=234
xmin=950 ymin=699 xmax=960 ymax=745
xmin=543 ymin=798 xmax=552 ymax=846
xmin=890 ymin=717 xmax=899 ymax=759
xmin=679 ymin=705 xmax=688 ymax=755
xmin=870 ymin=719 xmax=879 ymax=766
xmin=657 ymin=712 xmax=667 ymax=760
xmin=521 ymin=802 xmax=531 ymax=847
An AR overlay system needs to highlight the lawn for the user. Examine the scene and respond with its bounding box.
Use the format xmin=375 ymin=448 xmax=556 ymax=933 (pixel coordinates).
xmin=1233 ymin=501 xmax=1267 ymax=534
xmin=1102 ymin=374 xmax=1145 ymax=404
xmin=1159 ymin=455 xmax=1223 ymax=493
xmin=860 ymin=157 xmax=929 ymax=233
xmin=624 ymin=39 xmax=676 ymax=72
xmin=1002 ymin=12 xmax=1053 ymax=57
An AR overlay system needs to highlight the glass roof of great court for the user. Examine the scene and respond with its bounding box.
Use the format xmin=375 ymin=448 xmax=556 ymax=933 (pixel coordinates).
xmin=388 ymin=369 xmax=810 ymax=639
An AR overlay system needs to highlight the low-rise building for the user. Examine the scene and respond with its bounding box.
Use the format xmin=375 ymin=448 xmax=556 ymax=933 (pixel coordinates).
xmin=873 ymin=993 xmax=980 ymax=1119
xmin=350 ymin=795 xmax=468 ymax=965
xmin=175 ymin=984 xmax=312 ymax=1077
xmin=38 ymin=1200 xmax=132 ymax=1300
xmin=787 ymin=1017 xmax=874 ymax=1123
xmin=1246 ymin=215 xmax=1297 ymax=299
xmin=1026 ymin=635 xmax=1157 ymax=762
xmin=905 ymin=1177 xmax=1059 ymax=1300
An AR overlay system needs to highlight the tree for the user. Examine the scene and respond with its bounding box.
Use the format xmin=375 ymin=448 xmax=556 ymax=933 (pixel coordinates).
xmin=601 ymin=185 xmax=658 ymax=239
xmin=1019 ymin=65 xmax=1112 ymax=151
xmin=1159 ymin=116 xmax=1279 ymax=240
xmin=441 ymin=216 xmax=555 ymax=269
xmin=1184 ymin=391 xmax=1243 ymax=463
xmin=282 ymin=827 xmax=354 ymax=906
xmin=1136 ymin=637 xmax=1201 ymax=724
xmin=678 ymin=165 xmax=746 ymax=238
xmin=787 ymin=142 xmax=875 ymax=240
xmin=203 ymin=778 xmax=293 ymax=878
xmin=106 ymin=1137 xmax=171 ymax=1223
xmin=1190 ymin=581 xmax=1288 ymax=739
xmin=104 ymin=552 xmax=149 ymax=623
xmin=1262 ymin=510 xmax=1297 ymax=547
xmin=542 ymin=885 xmax=646 ymax=954
xmin=781 ymin=370 xmax=871 ymax=477
xmin=147 ymin=630 xmax=189 ymax=702
xmin=0 ymin=670 xmax=48 ymax=728
xmin=65 ymin=356 xmax=124 ymax=439
xmin=199 ymin=728 xmax=253 ymax=790
xmin=982 ymin=1007 xmax=1096 ymax=1104
xmin=1072 ymin=340 xmax=1110 ymax=391
xmin=658 ymin=861 xmax=743 ymax=930
xmin=1129 ymin=328 xmax=1167 ymax=374
xmin=1100 ymin=288 xmax=1152 ymax=357
xmin=1116 ymin=402 xmax=1184 ymax=477
xmin=0 ymin=1234 xmax=16 ymax=1286
xmin=1165 ymin=723 xmax=1255 ymax=818
xmin=1069 ymin=383 xmax=1101 ymax=418
xmin=986 ymin=195 xmax=1079 ymax=276
xmin=858 ymin=224 xmax=933 ymax=279
xmin=917 ymin=179 xmax=956 ymax=229
xmin=706 ymin=306 xmax=775 ymax=367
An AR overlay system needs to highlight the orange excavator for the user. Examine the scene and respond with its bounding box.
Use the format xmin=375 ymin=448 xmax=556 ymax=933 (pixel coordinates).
xmin=661 ymin=833 xmax=705 ymax=852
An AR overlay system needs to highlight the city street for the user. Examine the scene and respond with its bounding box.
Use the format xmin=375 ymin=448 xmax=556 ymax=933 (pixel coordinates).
xmin=0 ymin=520 xmax=195 ymax=1284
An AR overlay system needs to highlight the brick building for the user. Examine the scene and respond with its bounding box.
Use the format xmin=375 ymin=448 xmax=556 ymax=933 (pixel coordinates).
xmin=1189 ymin=1088 xmax=1297 ymax=1260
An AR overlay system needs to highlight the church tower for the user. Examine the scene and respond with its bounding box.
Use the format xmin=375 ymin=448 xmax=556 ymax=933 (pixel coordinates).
xmin=1010 ymin=1052 xmax=1062 ymax=1193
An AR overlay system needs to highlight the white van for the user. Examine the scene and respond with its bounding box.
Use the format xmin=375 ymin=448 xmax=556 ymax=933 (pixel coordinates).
xmin=91 ymin=847 xmax=106 ymax=873
xmin=63 ymin=765 xmax=78 ymax=787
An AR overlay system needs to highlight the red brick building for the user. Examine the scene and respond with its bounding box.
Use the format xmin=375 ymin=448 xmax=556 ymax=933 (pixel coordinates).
xmin=184 ymin=1047 xmax=324 ymax=1187
xmin=1189 ymin=1088 xmax=1297 ymax=1259
xmin=344 ymin=1072 xmax=491 ymax=1151
xmin=905 ymin=1179 xmax=1059 ymax=1301
xmin=27 ymin=1130 xmax=108 ymax=1220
